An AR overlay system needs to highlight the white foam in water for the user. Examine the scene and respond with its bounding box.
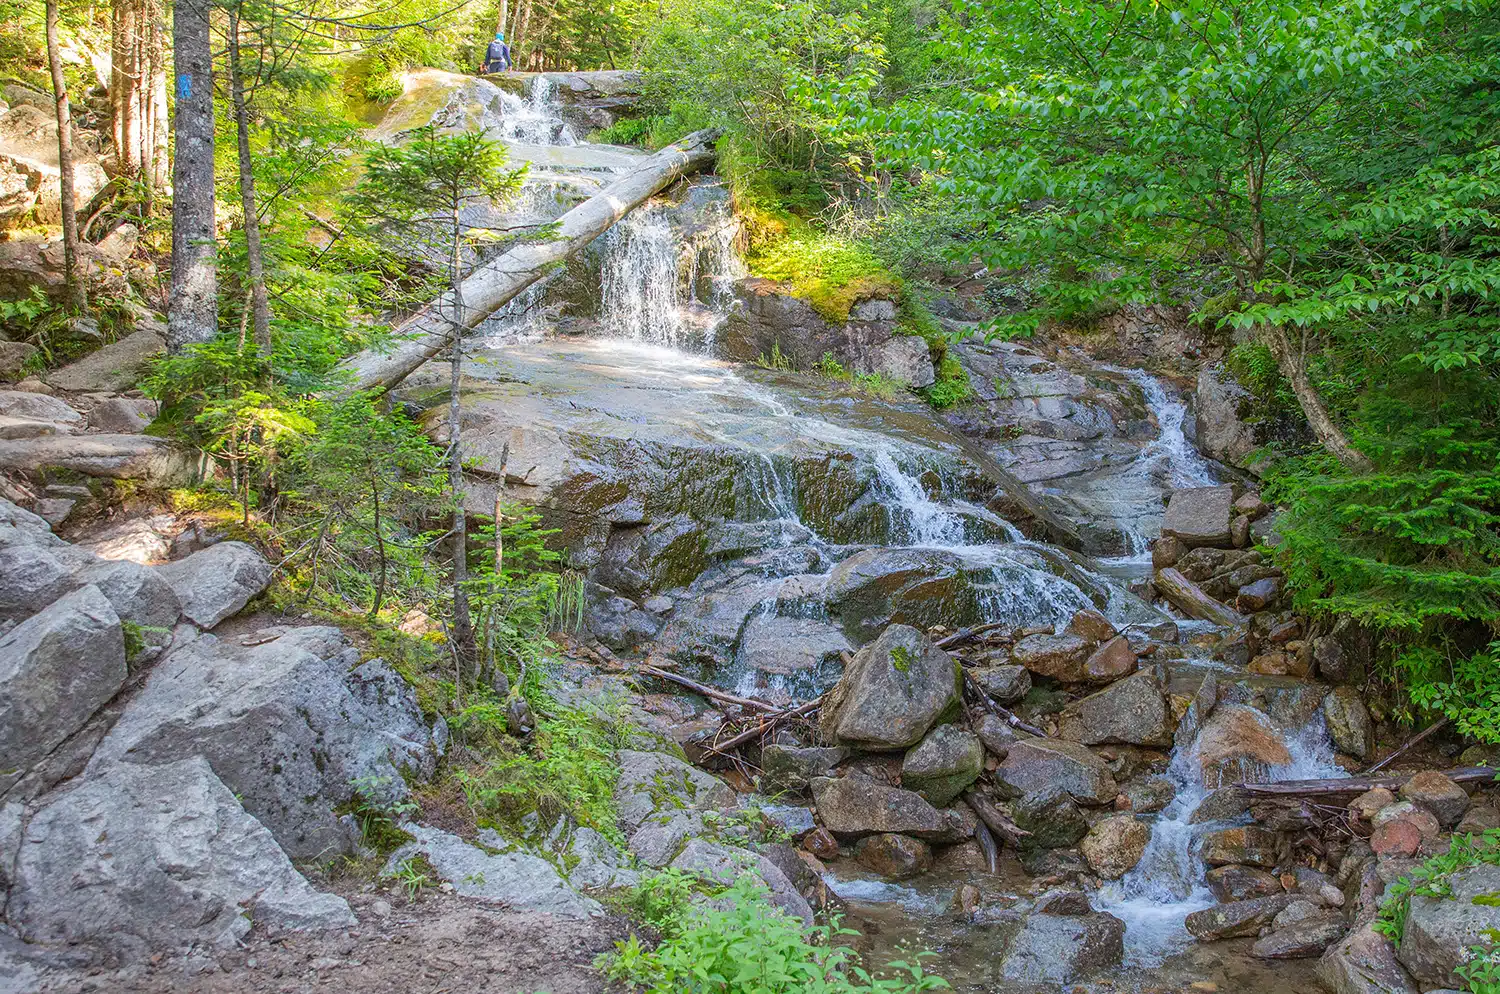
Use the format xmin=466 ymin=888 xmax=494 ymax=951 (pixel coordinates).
xmin=1095 ymin=707 xmax=1348 ymax=966
xmin=872 ymin=447 xmax=967 ymax=546
xmin=821 ymin=874 xmax=954 ymax=915
xmin=496 ymin=75 xmax=577 ymax=146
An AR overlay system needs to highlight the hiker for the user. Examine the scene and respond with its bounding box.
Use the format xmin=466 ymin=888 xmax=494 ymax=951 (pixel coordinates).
xmin=483 ymin=31 xmax=512 ymax=74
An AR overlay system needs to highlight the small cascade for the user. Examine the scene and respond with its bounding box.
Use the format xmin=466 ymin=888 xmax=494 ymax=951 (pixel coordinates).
xmin=496 ymin=75 xmax=577 ymax=146
xmin=1095 ymin=704 xmax=1347 ymax=966
xmin=871 ymin=448 xmax=967 ymax=547
xmin=1119 ymin=367 xmax=1219 ymax=491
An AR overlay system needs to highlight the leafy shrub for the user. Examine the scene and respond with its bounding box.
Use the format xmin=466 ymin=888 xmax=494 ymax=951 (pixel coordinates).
xmin=600 ymin=876 xmax=949 ymax=994
xmin=1375 ymin=831 xmax=1500 ymax=947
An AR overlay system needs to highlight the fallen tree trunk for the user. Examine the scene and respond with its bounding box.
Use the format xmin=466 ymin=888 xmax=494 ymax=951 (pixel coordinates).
xmin=338 ymin=128 xmax=721 ymax=393
xmin=1235 ymin=765 xmax=1497 ymax=798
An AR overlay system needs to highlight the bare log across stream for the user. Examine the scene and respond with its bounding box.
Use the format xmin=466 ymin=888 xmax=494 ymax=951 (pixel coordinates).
xmin=338 ymin=128 xmax=722 ymax=393
xmin=1235 ymin=765 xmax=1497 ymax=798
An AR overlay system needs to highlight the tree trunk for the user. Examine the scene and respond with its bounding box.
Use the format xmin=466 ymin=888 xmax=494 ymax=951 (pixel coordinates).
xmin=1267 ymin=324 xmax=1372 ymax=472
xmin=337 ymin=129 xmax=721 ymax=392
xmin=111 ymin=0 xmax=142 ymax=180
xmin=168 ymin=0 xmax=219 ymax=351
xmin=144 ymin=0 xmax=169 ymax=198
xmin=447 ymin=207 xmax=477 ymax=683
xmin=495 ymin=0 xmax=509 ymax=39
xmin=46 ymin=0 xmax=86 ymax=313
xmin=227 ymin=8 xmax=272 ymax=353
xmin=512 ymin=0 xmax=532 ymax=66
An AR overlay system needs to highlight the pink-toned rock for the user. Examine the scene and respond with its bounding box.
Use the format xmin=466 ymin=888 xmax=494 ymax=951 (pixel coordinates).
xmin=1348 ymin=787 xmax=1396 ymax=823
xmin=1083 ymin=636 xmax=1137 ymax=683
xmin=1371 ymin=820 xmax=1421 ymax=858
xmin=1234 ymin=492 xmax=1270 ymax=520
xmin=1398 ymin=771 xmax=1470 ymax=828
xmin=1231 ymin=514 xmax=1251 ymax=548
xmin=1066 ymin=608 xmax=1116 ymax=643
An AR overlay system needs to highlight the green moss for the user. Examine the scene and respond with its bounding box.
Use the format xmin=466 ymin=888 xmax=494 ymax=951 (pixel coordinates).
xmin=924 ymin=353 xmax=973 ymax=409
xmin=749 ymin=232 xmax=902 ymax=323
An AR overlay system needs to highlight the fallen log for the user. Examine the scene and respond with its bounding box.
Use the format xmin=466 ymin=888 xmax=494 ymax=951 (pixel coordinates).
xmin=1363 ymin=718 xmax=1450 ymax=775
xmin=1154 ymin=566 xmax=1245 ymax=627
xmin=638 ymin=665 xmax=778 ymax=713
xmin=1234 ymin=765 xmax=1497 ymax=799
xmin=338 ymin=128 xmax=721 ymax=392
xmin=965 ymin=789 xmax=1032 ymax=848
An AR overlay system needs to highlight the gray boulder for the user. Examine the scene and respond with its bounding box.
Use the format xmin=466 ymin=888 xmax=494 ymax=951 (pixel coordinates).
xmin=1324 ymin=687 xmax=1375 ymax=760
xmin=0 ymin=433 xmax=196 ymax=485
xmin=44 ymin=327 xmax=165 ymax=394
xmin=996 ymin=739 xmax=1118 ymax=805
xmin=615 ymin=749 xmax=734 ymax=833
xmin=975 ymin=713 xmax=1021 ymax=758
xmin=998 ymin=911 xmax=1126 ymax=984
xmin=1162 ymin=485 xmax=1235 ymax=548
xmin=974 ymin=664 xmax=1031 ymax=703
xmin=900 ymin=723 xmax=983 ymax=806
xmin=811 ymin=774 xmax=971 ymax=842
xmin=1079 ymin=814 xmax=1149 ymax=880
xmin=1010 ymin=632 xmax=1091 ymax=682
xmin=566 ymin=826 xmax=640 ymax=892
xmin=1252 ymin=912 xmax=1348 ymax=959
xmin=671 ymin=838 xmax=813 ymax=925
xmin=1318 ymin=923 xmax=1419 ymax=994
xmin=760 ymin=744 xmax=846 ymax=795
xmin=86 ymin=396 xmax=154 ymax=433
xmin=0 ymin=341 xmax=38 ymax=380
xmin=1010 ymin=787 xmax=1088 ymax=849
xmin=1186 ymin=895 xmax=1294 ymax=940
xmin=74 ymin=558 xmax=181 ymax=630
xmin=1195 ymin=365 xmax=1259 ymax=470
xmin=1398 ymin=864 xmax=1500 ymax=989
xmin=88 ymin=626 xmax=437 ymax=859
xmin=0 ymin=390 xmax=82 ymax=426
xmin=155 ymin=540 xmax=271 ymax=627
xmin=8 ymin=757 xmax=354 ymax=963
xmin=0 ymin=585 xmax=124 ymax=795
xmin=1057 ymin=671 xmax=1175 ymax=747
xmin=386 ymin=823 xmax=600 ymax=918
xmin=819 ymin=624 xmax=959 ymax=750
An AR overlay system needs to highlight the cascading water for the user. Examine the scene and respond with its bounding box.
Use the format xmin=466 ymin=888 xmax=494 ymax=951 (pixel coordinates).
xmin=1118 ymin=367 xmax=1220 ymax=491
xmin=1095 ymin=703 xmax=1348 ymax=965
xmin=496 ymin=75 xmax=577 ymax=145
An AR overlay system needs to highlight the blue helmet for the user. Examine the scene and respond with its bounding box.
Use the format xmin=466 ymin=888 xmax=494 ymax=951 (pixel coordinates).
xmin=495 ymin=31 xmax=505 ymax=40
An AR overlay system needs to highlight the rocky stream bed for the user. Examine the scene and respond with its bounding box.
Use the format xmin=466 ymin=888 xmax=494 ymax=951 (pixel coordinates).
xmin=0 ymin=69 xmax=1496 ymax=994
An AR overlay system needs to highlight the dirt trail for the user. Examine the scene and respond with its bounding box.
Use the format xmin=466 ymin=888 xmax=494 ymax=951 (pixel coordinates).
xmin=39 ymin=890 xmax=629 ymax=994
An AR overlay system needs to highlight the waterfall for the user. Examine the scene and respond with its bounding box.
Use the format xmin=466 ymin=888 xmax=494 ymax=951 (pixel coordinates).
xmin=1120 ymin=367 xmax=1220 ymax=491
xmin=1094 ymin=705 xmax=1347 ymax=966
xmin=871 ymin=447 xmax=967 ymax=547
xmin=496 ymin=75 xmax=577 ymax=146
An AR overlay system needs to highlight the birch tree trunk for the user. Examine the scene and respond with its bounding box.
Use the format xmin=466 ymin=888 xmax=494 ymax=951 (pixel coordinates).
xmin=1267 ymin=324 xmax=1372 ymax=473
xmin=46 ymin=0 xmax=86 ymax=313
xmin=446 ymin=203 xmax=477 ymax=682
xmin=338 ymin=128 xmax=720 ymax=392
xmin=168 ymin=0 xmax=219 ymax=350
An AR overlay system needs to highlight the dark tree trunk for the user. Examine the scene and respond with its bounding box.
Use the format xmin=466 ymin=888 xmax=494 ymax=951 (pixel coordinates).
xmin=111 ymin=0 xmax=141 ymax=181
xmin=227 ymin=7 xmax=271 ymax=353
xmin=168 ymin=0 xmax=219 ymax=350
xmin=46 ymin=0 xmax=86 ymax=313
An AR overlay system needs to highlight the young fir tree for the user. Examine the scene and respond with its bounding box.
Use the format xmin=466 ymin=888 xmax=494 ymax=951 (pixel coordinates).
xmin=349 ymin=125 xmax=526 ymax=688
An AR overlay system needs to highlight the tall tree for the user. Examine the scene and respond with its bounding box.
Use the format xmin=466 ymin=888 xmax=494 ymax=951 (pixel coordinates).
xmin=350 ymin=126 xmax=526 ymax=687
xmin=45 ymin=0 xmax=86 ymax=312
xmin=225 ymin=1 xmax=271 ymax=351
xmin=168 ymin=0 xmax=219 ymax=350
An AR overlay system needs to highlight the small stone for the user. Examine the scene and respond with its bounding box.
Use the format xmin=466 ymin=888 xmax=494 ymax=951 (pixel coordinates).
xmin=1348 ymin=787 xmax=1396 ymax=823
xmin=1011 ymin=632 xmax=1092 ymax=683
xmin=1370 ymin=820 xmax=1421 ymax=858
xmin=974 ymin=664 xmax=1031 ymax=703
xmin=1234 ymin=493 xmax=1270 ymax=520
xmin=1065 ymin=608 xmax=1115 ymax=643
xmin=975 ymin=713 xmax=1020 ymax=759
xmin=1083 ymin=636 xmax=1137 ymax=683
xmin=1397 ymin=772 xmax=1470 ymax=828
xmin=1152 ymin=535 xmax=1188 ymax=569
xmin=854 ymin=833 xmax=932 ymax=879
xmin=1200 ymin=826 xmax=1279 ymax=868
xmin=1372 ymin=800 xmax=1441 ymax=839
xmin=1079 ymin=815 xmax=1149 ymax=880
xmin=1236 ymin=577 xmax=1283 ymax=613
xmin=1231 ymin=514 xmax=1251 ymax=548
xmin=803 ymin=827 xmax=839 ymax=860
xmin=1034 ymin=888 xmax=1092 ymax=915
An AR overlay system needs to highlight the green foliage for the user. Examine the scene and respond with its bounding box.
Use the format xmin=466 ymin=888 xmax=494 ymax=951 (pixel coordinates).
xmin=592 ymin=117 xmax=653 ymax=147
xmin=618 ymin=869 xmax=700 ymax=937
xmin=390 ymin=853 xmax=435 ymax=900
xmin=346 ymin=774 xmax=420 ymax=854
xmin=756 ymin=342 xmax=796 ymax=372
xmin=1376 ymin=831 xmax=1500 ymax=946
xmin=601 ymin=875 xmax=950 ymax=994
xmin=452 ymin=691 xmax=630 ymax=845
xmin=923 ymin=354 xmax=971 ymax=410
xmin=1458 ymin=936 xmax=1500 ymax=994
xmin=1396 ymin=643 xmax=1500 ymax=743
xmin=750 ymin=232 xmax=901 ymax=323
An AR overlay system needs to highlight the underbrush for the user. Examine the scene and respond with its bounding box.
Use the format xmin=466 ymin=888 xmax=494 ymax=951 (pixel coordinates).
xmin=601 ymin=875 xmax=949 ymax=994
xmin=749 ymin=232 xmax=902 ymax=325
xmin=1375 ymin=830 xmax=1500 ymax=947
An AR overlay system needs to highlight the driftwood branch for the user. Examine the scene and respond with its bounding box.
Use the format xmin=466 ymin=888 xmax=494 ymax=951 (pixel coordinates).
xmin=965 ymin=789 xmax=1032 ymax=847
xmin=935 ymin=621 xmax=1010 ymax=650
xmin=1235 ymin=765 xmax=1497 ymax=799
xmin=962 ymin=668 xmax=1046 ymax=737
xmin=1363 ymin=718 xmax=1450 ymax=775
xmin=638 ymin=666 xmax=778 ymax=713
xmin=705 ymin=698 xmax=822 ymax=755
xmin=337 ymin=128 xmax=721 ymax=392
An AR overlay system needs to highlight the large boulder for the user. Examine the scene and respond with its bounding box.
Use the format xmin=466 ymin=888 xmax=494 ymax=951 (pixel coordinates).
xmin=1398 ymin=864 xmax=1500 ymax=989
xmin=1318 ymin=923 xmax=1419 ymax=994
xmin=671 ymin=838 xmax=814 ymax=924
xmin=1200 ymin=826 xmax=1281 ymax=868
xmin=1057 ymin=671 xmax=1175 ymax=747
xmin=0 ymin=390 xmax=83 ymax=426
xmin=1324 ymin=687 xmax=1375 ymax=760
xmin=87 ymin=626 xmax=438 ymax=859
xmin=1397 ymin=771 xmax=1470 ymax=828
xmin=8 ymin=757 xmax=354 ymax=964
xmin=818 ymin=624 xmax=959 ymax=750
xmin=810 ymin=774 xmax=971 ymax=841
xmin=615 ymin=749 xmax=733 ymax=865
xmin=154 ymin=540 xmax=272 ymax=627
xmin=1196 ymin=704 xmax=1292 ymax=787
xmin=900 ymin=723 xmax=983 ymax=806
xmin=998 ymin=911 xmax=1126 ymax=984
xmin=759 ymin=744 xmax=847 ymax=795
xmin=1185 ymin=895 xmax=1294 ymax=940
xmin=1009 ymin=787 xmax=1089 ymax=849
xmin=1162 ymin=485 xmax=1235 ymax=548
xmin=1079 ymin=815 xmax=1149 ymax=880
xmin=996 ymin=739 xmax=1117 ymax=805
xmin=854 ymin=833 xmax=932 ymax=879
xmin=385 ymin=823 xmax=600 ymax=918
xmin=1252 ymin=912 xmax=1348 ymax=959
xmin=44 ymin=328 xmax=166 ymax=394
xmin=0 ymin=585 xmax=125 ymax=795
xmin=1195 ymin=366 xmax=1259 ymax=471
xmin=0 ymin=432 xmax=197 ymax=485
